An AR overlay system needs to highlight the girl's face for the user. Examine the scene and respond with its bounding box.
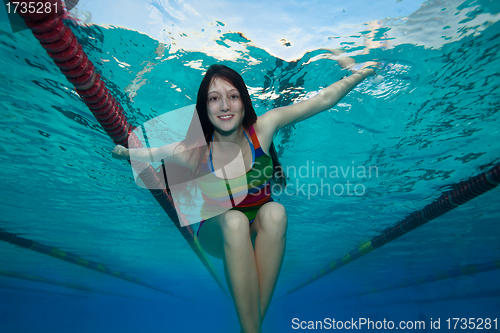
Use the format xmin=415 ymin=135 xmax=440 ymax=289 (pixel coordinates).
xmin=206 ymin=77 xmax=244 ymax=134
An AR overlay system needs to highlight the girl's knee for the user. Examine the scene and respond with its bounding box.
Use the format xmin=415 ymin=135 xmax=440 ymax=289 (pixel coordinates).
xmin=220 ymin=210 xmax=250 ymax=237
xmin=269 ymin=202 xmax=288 ymax=222
xmin=259 ymin=202 xmax=288 ymax=234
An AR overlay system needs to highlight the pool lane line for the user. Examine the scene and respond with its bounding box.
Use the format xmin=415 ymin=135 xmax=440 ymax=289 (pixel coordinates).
xmin=17 ymin=2 xmax=228 ymax=298
xmin=0 ymin=228 xmax=188 ymax=300
xmin=283 ymin=163 xmax=500 ymax=297
xmin=0 ymin=269 xmax=155 ymax=301
xmin=316 ymin=259 xmax=500 ymax=302
xmin=0 ymin=283 xmax=89 ymax=298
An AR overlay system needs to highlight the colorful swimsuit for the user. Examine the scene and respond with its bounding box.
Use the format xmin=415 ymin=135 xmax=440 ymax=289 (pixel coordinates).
xmin=197 ymin=124 xmax=273 ymax=236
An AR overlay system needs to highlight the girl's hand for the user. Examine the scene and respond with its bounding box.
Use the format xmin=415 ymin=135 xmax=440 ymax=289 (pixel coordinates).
xmin=112 ymin=145 xmax=130 ymax=160
xmin=321 ymin=48 xmax=378 ymax=75
xmin=348 ymin=61 xmax=378 ymax=75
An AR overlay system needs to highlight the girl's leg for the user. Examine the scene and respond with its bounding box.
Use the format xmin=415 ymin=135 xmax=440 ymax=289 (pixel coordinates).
xmin=250 ymin=202 xmax=288 ymax=323
xmin=198 ymin=210 xmax=262 ymax=333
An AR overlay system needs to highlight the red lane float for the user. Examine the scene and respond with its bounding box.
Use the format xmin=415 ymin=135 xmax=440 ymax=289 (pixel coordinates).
xmin=18 ymin=5 xmax=127 ymax=145
xmin=26 ymin=14 xmax=60 ymax=32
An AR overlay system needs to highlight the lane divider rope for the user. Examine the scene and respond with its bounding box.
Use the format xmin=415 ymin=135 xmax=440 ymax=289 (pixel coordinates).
xmin=284 ymin=163 xmax=500 ymax=297
xmin=0 ymin=228 xmax=187 ymax=299
xmin=322 ymin=260 xmax=500 ymax=301
xmin=0 ymin=269 xmax=154 ymax=301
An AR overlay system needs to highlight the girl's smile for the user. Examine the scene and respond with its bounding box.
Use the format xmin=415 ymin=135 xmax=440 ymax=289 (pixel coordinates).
xmin=207 ymin=77 xmax=244 ymax=132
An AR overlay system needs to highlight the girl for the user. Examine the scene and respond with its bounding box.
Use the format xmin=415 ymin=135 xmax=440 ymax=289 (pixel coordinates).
xmin=113 ymin=57 xmax=376 ymax=333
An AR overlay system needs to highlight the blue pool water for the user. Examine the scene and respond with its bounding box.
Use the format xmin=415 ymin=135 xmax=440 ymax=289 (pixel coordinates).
xmin=1 ymin=0 xmax=500 ymax=332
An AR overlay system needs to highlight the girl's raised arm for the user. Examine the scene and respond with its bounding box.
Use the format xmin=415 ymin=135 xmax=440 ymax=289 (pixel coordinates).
xmin=259 ymin=59 xmax=376 ymax=136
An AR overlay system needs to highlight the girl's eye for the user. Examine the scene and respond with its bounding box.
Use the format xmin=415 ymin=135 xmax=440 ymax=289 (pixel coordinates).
xmin=231 ymin=95 xmax=239 ymax=99
xmin=209 ymin=96 xmax=218 ymax=101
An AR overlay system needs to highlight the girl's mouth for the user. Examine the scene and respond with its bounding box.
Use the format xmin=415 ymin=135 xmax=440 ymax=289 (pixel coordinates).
xmin=218 ymin=115 xmax=234 ymax=121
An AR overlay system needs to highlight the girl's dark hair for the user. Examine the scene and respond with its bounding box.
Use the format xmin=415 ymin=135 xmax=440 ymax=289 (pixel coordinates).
xmin=185 ymin=64 xmax=286 ymax=189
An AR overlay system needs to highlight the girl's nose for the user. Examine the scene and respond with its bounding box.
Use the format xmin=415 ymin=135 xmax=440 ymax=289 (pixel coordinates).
xmin=220 ymin=96 xmax=230 ymax=111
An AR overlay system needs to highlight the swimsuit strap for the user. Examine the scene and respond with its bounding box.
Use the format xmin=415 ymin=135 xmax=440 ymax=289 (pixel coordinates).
xmin=248 ymin=124 xmax=261 ymax=149
xmin=208 ymin=130 xmax=254 ymax=174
